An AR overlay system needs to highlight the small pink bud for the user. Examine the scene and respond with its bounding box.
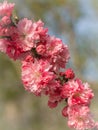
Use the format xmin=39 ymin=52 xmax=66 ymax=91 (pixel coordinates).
xmin=36 ymin=44 xmax=46 ymax=55
xmin=48 ymin=101 xmax=58 ymax=108
xmin=65 ymin=68 xmax=75 ymax=79
xmin=25 ymin=55 xmax=34 ymax=62
xmin=62 ymin=106 xmax=68 ymax=117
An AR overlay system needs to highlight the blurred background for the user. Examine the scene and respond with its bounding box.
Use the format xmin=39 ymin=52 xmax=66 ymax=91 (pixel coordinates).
xmin=0 ymin=0 xmax=98 ymax=129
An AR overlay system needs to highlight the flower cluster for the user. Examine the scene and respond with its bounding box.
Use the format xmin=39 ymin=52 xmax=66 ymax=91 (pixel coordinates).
xmin=0 ymin=1 xmax=98 ymax=130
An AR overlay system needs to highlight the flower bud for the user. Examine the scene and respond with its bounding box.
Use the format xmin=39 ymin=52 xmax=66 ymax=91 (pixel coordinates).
xmin=65 ymin=68 xmax=75 ymax=79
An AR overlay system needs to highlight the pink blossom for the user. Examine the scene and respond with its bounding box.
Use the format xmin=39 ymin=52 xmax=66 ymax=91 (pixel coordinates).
xmin=45 ymin=36 xmax=70 ymax=71
xmin=61 ymin=79 xmax=80 ymax=99
xmin=61 ymin=79 xmax=94 ymax=106
xmin=22 ymin=59 xmax=55 ymax=95
xmin=28 ymin=20 xmax=48 ymax=49
xmin=0 ymin=18 xmax=48 ymax=60
xmin=32 ymin=20 xmax=48 ymax=42
xmin=68 ymin=82 xmax=94 ymax=106
xmin=0 ymin=32 xmax=23 ymax=60
xmin=0 ymin=1 xmax=15 ymax=16
xmin=6 ymin=42 xmax=23 ymax=60
xmin=0 ymin=39 xmax=27 ymax=60
xmin=46 ymin=37 xmax=64 ymax=55
xmin=17 ymin=19 xmax=48 ymax=51
xmin=17 ymin=18 xmax=35 ymax=51
xmin=67 ymin=105 xmax=95 ymax=130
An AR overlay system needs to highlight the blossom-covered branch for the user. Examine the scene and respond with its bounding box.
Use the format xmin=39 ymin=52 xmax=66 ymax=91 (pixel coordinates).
xmin=0 ymin=1 xmax=98 ymax=130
